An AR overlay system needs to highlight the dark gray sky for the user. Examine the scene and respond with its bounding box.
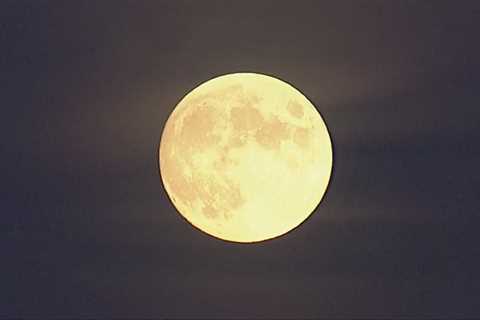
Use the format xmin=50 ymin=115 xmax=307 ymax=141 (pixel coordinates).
xmin=2 ymin=0 xmax=480 ymax=317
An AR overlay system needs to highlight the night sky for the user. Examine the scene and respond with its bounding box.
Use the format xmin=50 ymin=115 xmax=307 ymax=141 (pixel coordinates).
xmin=2 ymin=1 xmax=480 ymax=318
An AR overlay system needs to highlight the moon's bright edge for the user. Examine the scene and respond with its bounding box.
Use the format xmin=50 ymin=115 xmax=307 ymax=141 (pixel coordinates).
xmin=159 ymin=73 xmax=333 ymax=243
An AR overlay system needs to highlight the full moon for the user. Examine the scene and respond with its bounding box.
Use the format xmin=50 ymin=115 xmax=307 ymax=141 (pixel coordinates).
xmin=159 ymin=73 xmax=333 ymax=243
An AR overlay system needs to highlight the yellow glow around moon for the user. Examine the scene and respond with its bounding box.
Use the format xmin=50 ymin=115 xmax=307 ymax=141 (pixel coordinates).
xmin=159 ymin=73 xmax=333 ymax=243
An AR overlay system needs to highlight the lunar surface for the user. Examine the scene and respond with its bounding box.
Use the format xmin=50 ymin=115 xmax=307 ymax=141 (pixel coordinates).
xmin=159 ymin=73 xmax=333 ymax=242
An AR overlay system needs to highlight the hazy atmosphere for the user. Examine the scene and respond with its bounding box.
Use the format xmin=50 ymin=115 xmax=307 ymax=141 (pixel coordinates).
xmin=2 ymin=1 xmax=480 ymax=317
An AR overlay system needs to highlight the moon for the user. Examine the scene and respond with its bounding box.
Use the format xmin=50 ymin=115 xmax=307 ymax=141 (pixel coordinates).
xmin=159 ymin=73 xmax=333 ymax=243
